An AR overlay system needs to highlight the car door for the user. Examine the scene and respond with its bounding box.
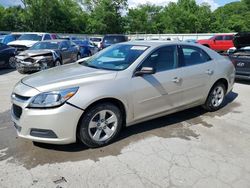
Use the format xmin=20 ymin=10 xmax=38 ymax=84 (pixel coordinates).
xmin=0 ymin=43 xmax=7 ymax=66
xmin=213 ymin=35 xmax=224 ymax=51
xmin=132 ymin=45 xmax=186 ymax=121
xmin=68 ymin=41 xmax=78 ymax=61
xmin=177 ymin=45 xmax=215 ymax=106
xmin=59 ymin=41 xmax=71 ymax=64
xmin=223 ymin=35 xmax=234 ymax=51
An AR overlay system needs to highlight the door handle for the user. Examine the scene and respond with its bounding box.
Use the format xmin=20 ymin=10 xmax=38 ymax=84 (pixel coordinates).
xmin=172 ymin=77 xmax=181 ymax=83
xmin=206 ymin=69 xmax=214 ymax=75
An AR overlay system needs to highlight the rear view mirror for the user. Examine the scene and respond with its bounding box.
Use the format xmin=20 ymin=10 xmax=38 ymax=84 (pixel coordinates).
xmin=134 ymin=67 xmax=155 ymax=76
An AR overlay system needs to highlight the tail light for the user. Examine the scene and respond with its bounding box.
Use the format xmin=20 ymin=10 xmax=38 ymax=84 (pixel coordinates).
xmin=230 ymin=58 xmax=237 ymax=67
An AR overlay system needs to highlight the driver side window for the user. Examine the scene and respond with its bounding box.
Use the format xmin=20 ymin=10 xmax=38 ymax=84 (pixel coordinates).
xmin=140 ymin=45 xmax=177 ymax=72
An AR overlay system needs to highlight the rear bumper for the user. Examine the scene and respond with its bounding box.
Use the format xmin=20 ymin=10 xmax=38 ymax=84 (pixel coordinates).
xmin=235 ymin=71 xmax=250 ymax=80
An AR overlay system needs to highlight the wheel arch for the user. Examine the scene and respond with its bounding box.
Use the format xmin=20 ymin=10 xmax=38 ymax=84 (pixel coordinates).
xmin=206 ymin=78 xmax=229 ymax=100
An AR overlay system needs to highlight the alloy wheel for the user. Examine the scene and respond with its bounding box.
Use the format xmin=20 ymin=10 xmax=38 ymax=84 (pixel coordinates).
xmin=211 ymin=86 xmax=225 ymax=107
xmin=88 ymin=110 xmax=118 ymax=142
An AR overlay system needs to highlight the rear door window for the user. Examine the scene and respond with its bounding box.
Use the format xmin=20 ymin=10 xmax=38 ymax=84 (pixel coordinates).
xmin=215 ymin=36 xmax=223 ymax=40
xmin=224 ymin=35 xmax=233 ymax=40
xmin=179 ymin=45 xmax=211 ymax=67
xmin=44 ymin=34 xmax=51 ymax=40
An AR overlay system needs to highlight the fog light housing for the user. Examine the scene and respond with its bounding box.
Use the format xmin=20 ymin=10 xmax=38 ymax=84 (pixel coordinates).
xmin=30 ymin=129 xmax=58 ymax=138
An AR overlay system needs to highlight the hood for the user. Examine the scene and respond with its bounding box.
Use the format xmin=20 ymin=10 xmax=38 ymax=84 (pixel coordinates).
xmin=233 ymin=32 xmax=250 ymax=49
xmin=17 ymin=49 xmax=55 ymax=58
xmin=21 ymin=63 xmax=117 ymax=92
xmin=8 ymin=40 xmax=38 ymax=47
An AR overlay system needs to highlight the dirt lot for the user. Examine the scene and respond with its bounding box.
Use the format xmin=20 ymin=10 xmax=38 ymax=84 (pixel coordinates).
xmin=0 ymin=69 xmax=250 ymax=188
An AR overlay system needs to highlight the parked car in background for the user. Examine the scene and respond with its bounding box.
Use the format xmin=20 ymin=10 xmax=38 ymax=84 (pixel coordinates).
xmin=11 ymin=41 xmax=235 ymax=147
xmin=185 ymin=39 xmax=197 ymax=43
xmin=0 ymin=43 xmax=16 ymax=69
xmin=15 ymin=40 xmax=80 ymax=74
xmin=74 ymin=39 xmax=99 ymax=57
xmin=229 ymin=32 xmax=250 ymax=80
xmin=8 ymin=33 xmax=53 ymax=53
xmin=10 ymin=32 xmax=24 ymax=40
xmin=100 ymin=34 xmax=128 ymax=49
xmin=51 ymin=34 xmax=60 ymax=40
xmin=90 ymin=37 xmax=102 ymax=49
xmin=197 ymin=34 xmax=234 ymax=52
xmin=0 ymin=34 xmax=17 ymax=45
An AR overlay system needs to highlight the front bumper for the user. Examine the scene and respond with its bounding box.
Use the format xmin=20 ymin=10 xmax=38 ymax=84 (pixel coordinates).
xmin=11 ymin=96 xmax=83 ymax=144
xmin=15 ymin=58 xmax=54 ymax=72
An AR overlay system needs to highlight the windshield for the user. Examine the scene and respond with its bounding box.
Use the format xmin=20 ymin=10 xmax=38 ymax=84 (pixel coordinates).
xmin=91 ymin=38 xmax=102 ymax=42
xmin=30 ymin=41 xmax=60 ymax=50
xmin=81 ymin=44 xmax=148 ymax=71
xmin=0 ymin=39 xmax=3 ymax=43
xmin=19 ymin=34 xmax=43 ymax=41
xmin=104 ymin=36 xmax=126 ymax=44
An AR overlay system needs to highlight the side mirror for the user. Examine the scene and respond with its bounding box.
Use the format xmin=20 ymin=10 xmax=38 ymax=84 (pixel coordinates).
xmin=134 ymin=67 xmax=155 ymax=76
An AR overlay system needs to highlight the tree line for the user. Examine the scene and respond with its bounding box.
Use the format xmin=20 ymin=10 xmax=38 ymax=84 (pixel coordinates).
xmin=0 ymin=0 xmax=249 ymax=34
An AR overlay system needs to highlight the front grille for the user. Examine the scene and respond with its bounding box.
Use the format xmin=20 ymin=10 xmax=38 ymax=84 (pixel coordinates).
xmin=12 ymin=104 xmax=22 ymax=119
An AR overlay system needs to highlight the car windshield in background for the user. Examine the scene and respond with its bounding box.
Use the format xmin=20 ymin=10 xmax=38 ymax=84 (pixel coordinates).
xmin=81 ymin=44 xmax=148 ymax=71
xmin=73 ymin=40 xmax=88 ymax=46
xmin=18 ymin=34 xmax=43 ymax=41
xmin=0 ymin=38 xmax=3 ymax=43
xmin=104 ymin=36 xmax=126 ymax=44
xmin=90 ymin=38 xmax=102 ymax=42
xmin=30 ymin=41 xmax=60 ymax=50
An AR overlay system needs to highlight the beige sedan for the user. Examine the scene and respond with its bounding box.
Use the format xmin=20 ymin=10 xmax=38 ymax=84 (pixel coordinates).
xmin=11 ymin=41 xmax=235 ymax=147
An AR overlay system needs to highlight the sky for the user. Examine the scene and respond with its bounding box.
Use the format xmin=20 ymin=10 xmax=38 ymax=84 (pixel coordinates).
xmin=0 ymin=0 xmax=240 ymax=11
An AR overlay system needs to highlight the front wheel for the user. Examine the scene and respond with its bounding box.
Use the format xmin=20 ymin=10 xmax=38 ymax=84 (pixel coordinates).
xmin=78 ymin=103 xmax=122 ymax=148
xmin=8 ymin=56 xmax=16 ymax=69
xmin=54 ymin=60 xmax=61 ymax=67
xmin=203 ymin=83 xmax=226 ymax=112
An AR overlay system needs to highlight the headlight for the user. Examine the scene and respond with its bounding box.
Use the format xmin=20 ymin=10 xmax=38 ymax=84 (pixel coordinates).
xmin=28 ymin=87 xmax=79 ymax=108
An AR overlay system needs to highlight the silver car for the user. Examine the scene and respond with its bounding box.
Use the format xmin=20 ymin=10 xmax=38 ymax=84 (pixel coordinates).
xmin=11 ymin=41 xmax=235 ymax=147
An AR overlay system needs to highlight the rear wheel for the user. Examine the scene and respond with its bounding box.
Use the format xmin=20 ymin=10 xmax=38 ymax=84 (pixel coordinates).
xmin=78 ymin=103 xmax=122 ymax=148
xmin=203 ymin=83 xmax=226 ymax=112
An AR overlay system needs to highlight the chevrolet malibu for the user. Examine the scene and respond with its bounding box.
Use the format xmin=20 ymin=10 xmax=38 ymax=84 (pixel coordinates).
xmin=11 ymin=41 xmax=235 ymax=148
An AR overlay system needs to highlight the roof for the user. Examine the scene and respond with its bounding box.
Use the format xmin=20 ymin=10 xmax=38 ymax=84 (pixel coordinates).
xmin=38 ymin=39 xmax=67 ymax=42
xmin=123 ymin=40 xmax=191 ymax=47
xmin=16 ymin=32 xmax=50 ymax=35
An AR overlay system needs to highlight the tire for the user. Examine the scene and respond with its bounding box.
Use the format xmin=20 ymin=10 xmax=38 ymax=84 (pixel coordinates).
xmin=77 ymin=54 xmax=81 ymax=60
xmin=78 ymin=102 xmax=123 ymax=148
xmin=7 ymin=56 xmax=16 ymax=69
xmin=54 ymin=59 xmax=61 ymax=67
xmin=17 ymin=69 xmax=27 ymax=74
xmin=202 ymin=83 xmax=226 ymax=112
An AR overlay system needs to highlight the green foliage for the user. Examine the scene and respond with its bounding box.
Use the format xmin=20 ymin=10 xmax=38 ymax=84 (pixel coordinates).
xmin=86 ymin=0 xmax=128 ymax=34
xmin=0 ymin=0 xmax=249 ymax=34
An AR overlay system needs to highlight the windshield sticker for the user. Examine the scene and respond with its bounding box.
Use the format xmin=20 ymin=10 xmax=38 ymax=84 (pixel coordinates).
xmin=131 ymin=46 xmax=148 ymax=51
